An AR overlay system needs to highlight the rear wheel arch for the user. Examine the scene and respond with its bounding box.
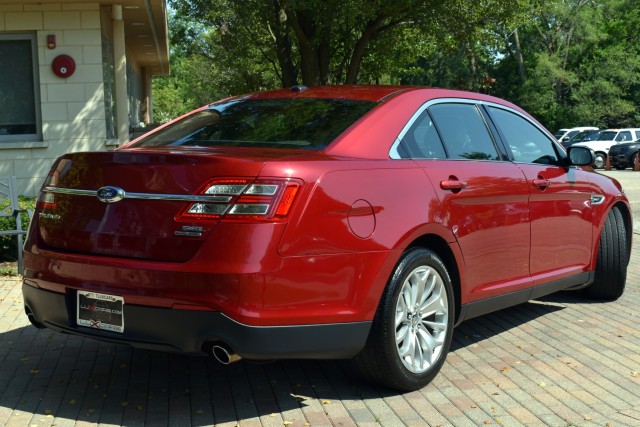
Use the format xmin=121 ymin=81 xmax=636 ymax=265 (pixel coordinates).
xmin=352 ymin=244 xmax=456 ymax=390
xmin=406 ymin=235 xmax=462 ymax=326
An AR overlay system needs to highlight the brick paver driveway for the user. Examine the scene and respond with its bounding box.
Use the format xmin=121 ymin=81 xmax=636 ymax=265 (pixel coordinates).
xmin=1 ymin=169 xmax=639 ymax=426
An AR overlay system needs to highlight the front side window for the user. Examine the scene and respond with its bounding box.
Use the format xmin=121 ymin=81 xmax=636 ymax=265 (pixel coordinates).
xmin=429 ymin=103 xmax=500 ymax=160
xmin=131 ymin=98 xmax=377 ymax=150
xmin=488 ymin=106 xmax=559 ymax=165
xmin=0 ymin=33 xmax=41 ymax=142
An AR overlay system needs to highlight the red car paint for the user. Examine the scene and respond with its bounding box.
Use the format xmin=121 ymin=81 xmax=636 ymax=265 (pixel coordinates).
xmin=22 ymin=85 xmax=630 ymax=365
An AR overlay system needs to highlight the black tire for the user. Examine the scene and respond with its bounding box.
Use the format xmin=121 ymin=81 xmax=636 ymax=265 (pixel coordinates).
xmin=351 ymin=247 xmax=454 ymax=391
xmin=583 ymin=207 xmax=629 ymax=300
xmin=594 ymin=152 xmax=606 ymax=169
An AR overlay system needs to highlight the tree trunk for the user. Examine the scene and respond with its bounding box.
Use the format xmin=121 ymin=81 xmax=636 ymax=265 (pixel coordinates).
xmin=281 ymin=5 xmax=320 ymax=85
xmin=345 ymin=15 xmax=387 ymax=84
xmin=318 ymin=38 xmax=331 ymax=84
xmin=467 ymin=44 xmax=478 ymax=92
xmin=513 ymin=28 xmax=526 ymax=83
xmin=271 ymin=1 xmax=297 ymax=87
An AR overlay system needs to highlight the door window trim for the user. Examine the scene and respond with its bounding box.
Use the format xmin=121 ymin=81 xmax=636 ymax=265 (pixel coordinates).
xmin=390 ymin=98 xmax=507 ymax=161
xmin=481 ymin=103 xmax=566 ymax=164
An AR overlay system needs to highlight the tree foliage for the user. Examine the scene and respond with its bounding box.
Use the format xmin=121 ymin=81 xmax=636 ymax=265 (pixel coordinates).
xmin=492 ymin=0 xmax=640 ymax=129
xmin=154 ymin=0 xmax=640 ymax=132
xmin=167 ymin=0 xmax=529 ymax=86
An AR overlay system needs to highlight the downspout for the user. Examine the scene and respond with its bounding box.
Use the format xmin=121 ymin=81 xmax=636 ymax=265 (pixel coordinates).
xmin=112 ymin=5 xmax=129 ymax=146
xmin=144 ymin=67 xmax=153 ymax=124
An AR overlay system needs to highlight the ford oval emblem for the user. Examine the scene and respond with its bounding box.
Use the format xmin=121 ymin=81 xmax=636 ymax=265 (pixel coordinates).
xmin=96 ymin=186 xmax=125 ymax=203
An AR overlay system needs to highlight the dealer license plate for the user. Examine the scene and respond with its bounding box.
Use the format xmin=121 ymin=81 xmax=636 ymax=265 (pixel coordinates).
xmin=77 ymin=291 xmax=124 ymax=333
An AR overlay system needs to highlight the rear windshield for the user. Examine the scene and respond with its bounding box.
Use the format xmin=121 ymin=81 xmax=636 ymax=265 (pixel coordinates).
xmin=130 ymin=98 xmax=377 ymax=150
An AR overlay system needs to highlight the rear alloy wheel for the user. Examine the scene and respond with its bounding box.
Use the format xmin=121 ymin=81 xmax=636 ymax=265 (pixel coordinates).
xmin=352 ymin=248 xmax=454 ymax=391
xmin=583 ymin=207 xmax=629 ymax=300
xmin=594 ymin=152 xmax=606 ymax=169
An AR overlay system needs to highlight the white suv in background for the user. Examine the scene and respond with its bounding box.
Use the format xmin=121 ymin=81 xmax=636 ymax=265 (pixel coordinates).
xmin=554 ymin=126 xmax=598 ymax=142
xmin=573 ymin=128 xmax=640 ymax=168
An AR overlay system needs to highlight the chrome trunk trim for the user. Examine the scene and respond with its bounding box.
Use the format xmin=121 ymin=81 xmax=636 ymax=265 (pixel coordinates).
xmin=43 ymin=187 xmax=233 ymax=203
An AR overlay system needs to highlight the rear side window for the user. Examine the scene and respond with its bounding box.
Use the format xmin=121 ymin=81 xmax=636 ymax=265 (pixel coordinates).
xmin=616 ymin=131 xmax=632 ymax=142
xmin=488 ymin=106 xmax=559 ymax=164
xmin=131 ymin=98 xmax=377 ymax=150
xmin=396 ymin=110 xmax=447 ymax=159
xmin=429 ymin=103 xmax=499 ymax=160
xmin=597 ymin=131 xmax=618 ymax=140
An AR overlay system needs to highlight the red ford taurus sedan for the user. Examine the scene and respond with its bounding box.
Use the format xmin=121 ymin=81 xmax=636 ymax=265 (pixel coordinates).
xmin=22 ymin=86 xmax=631 ymax=391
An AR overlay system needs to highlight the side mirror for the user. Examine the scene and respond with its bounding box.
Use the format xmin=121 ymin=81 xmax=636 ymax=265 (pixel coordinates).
xmin=568 ymin=146 xmax=595 ymax=166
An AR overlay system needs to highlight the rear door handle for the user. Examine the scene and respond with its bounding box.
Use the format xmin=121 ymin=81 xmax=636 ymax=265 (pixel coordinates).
xmin=533 ymin=178 xmax=551 ymax=189
xmin=440 ymin=180 xmax=467 ymax=191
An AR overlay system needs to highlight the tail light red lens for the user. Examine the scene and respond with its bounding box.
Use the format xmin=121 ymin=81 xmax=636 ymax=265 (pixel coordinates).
xmin=37 ymin=170 xmax=59 ymax=209
xmin=178 ymin=178 xmax=301 ymax=222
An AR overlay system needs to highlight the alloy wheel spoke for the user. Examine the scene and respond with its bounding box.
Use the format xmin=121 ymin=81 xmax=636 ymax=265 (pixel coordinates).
xmin=396 ymin=297 xmax=408 ymax=328
xmin=416 ymin=325 xmax=435 ymax=364
xmin=399 ymin=330 xmax=416 ymax=358
xmin=419 ymin=272 xmax=436 ymax=306
xmin=412 ymin=334 xmax=425 ymax=370
xmin=396 ymin=324 xmax=410 ymax=345
xmin=422 ymin=319 xmax=447 ymax=333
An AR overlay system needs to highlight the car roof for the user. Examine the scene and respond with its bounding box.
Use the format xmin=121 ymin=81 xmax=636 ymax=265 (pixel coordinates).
xmin=234 ymin=85 xmax=412 ymax=102
xmin=225 ymin=85 xmax=525 ymax=107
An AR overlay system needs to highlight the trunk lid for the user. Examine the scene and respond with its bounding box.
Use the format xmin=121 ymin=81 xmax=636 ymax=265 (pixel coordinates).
xmin=37 ymin=148 xmax=271 ymax=262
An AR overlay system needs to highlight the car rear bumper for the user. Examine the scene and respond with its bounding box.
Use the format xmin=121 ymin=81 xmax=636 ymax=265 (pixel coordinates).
xmin=22 ymin=282 xmax=371 ymax=359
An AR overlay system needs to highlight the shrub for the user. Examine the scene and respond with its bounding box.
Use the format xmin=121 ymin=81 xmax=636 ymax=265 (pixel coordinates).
xmin=0 ymin=196 xmax=36 ymax=262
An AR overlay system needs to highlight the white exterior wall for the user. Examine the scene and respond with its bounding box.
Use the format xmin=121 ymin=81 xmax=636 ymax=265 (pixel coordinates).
xmin=0 ymin=3 xmax=105 ymax=196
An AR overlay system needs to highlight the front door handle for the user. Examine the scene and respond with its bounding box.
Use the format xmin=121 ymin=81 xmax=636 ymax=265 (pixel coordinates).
xmin=533 ymin=178 xmax=551 ymax=189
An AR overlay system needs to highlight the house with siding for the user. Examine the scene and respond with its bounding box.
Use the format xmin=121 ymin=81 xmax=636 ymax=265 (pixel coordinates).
xmin=0 ymin=0 xmax=168 ymax=196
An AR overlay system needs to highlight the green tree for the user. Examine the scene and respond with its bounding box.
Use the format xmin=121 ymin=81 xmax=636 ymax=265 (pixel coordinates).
xmin=168 ymin=0 xmax=531 ymax=87
xmin=155 ymin=0 xmax=640 ymax=131
xmin=492 ymin=0 xmax=640 ymax=130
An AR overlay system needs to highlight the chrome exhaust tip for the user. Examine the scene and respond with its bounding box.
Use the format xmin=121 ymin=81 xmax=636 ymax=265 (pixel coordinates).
xmin=25 ymin=308 xmax=44 ymax=329
xmin=212 ymin=344 xmax=242 ymax=365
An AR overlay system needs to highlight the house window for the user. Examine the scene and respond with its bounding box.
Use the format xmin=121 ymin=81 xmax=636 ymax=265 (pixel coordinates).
xmin=0 ymin=33 xmax=41 ymax=142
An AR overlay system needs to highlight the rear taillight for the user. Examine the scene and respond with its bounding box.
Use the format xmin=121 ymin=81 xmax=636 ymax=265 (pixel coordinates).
xmin=177 ymin=178 xmax=301 ymax=222
xmin=37 ymin=170 xmax=59 ymax=209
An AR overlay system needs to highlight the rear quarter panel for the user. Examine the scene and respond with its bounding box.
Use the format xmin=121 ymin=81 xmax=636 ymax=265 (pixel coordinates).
xmin=269 ymin=160 xmax=451 ymax=256
xmin=261 ymin=159 xmax=459 ymax=320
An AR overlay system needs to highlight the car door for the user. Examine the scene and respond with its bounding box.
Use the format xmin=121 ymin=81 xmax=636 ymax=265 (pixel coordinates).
xmin=485 ymin=106 xmax=593 ymax=287
xmin=393 ymin=101 xmax=532 ymax=302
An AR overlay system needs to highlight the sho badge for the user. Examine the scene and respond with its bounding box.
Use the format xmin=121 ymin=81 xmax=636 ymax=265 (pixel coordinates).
xmin=96 ymin=186 xmax=125 ymax=203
